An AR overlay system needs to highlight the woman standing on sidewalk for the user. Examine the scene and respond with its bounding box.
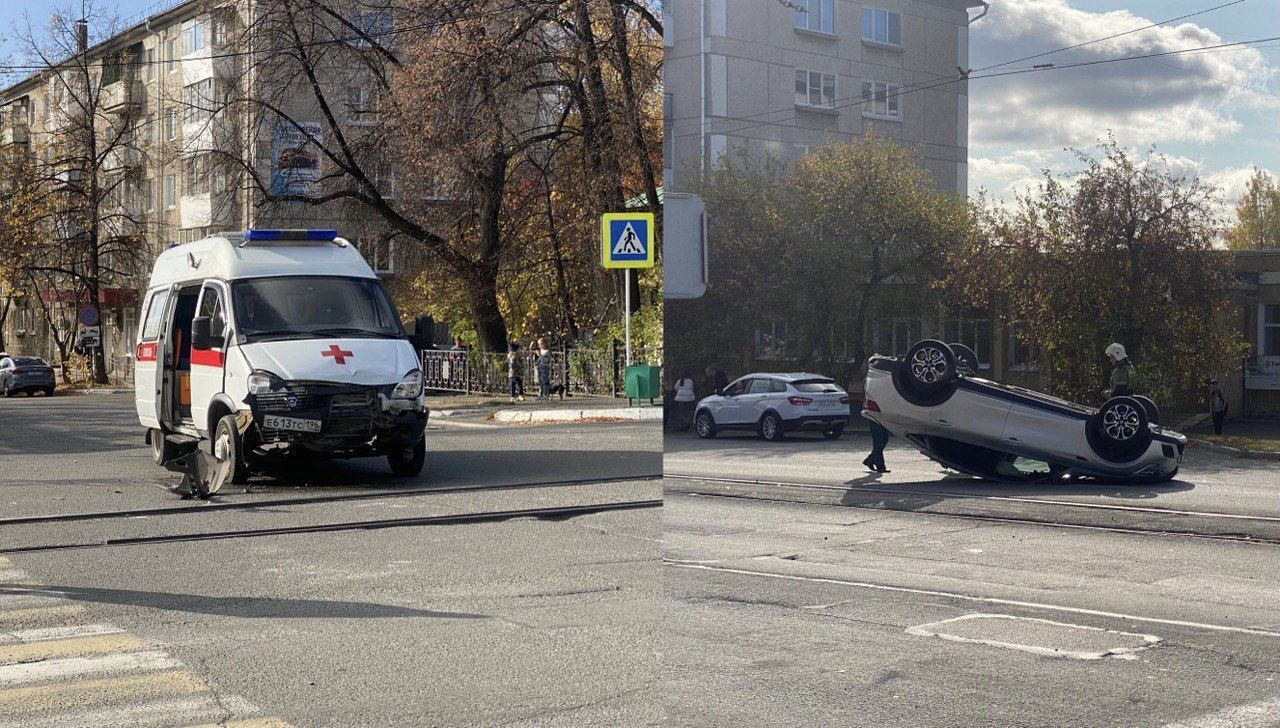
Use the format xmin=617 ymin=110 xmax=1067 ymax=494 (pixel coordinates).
xmin=507 ymin=343 xmax=525 ymax=402
xmin=535 ymin=338 xmax=552 ymax=399
xmin=674 ymin=372 xmax=697 ymax=432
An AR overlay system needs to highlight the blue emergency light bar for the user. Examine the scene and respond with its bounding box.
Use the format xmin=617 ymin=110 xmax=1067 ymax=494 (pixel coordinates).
xmin=243 ymin=229 xmax=339 ymax=242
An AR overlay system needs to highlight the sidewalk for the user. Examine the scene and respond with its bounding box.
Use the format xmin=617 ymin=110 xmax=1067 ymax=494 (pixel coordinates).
xmin=1186 ymin=419 xmax=1280 ymax=461
xmin=427 ymin=392 xmax=661 ymax=424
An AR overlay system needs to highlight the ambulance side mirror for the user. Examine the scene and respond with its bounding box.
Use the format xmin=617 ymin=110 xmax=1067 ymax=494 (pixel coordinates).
xmin=191 ymin=316 xmax=217 ymax=351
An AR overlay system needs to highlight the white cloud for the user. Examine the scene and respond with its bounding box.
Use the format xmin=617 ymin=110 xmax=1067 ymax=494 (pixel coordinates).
xmin=969 ymin=0 xmax=1277 ymax=151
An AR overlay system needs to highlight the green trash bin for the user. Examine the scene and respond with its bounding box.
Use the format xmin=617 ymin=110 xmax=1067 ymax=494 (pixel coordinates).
xmin=624 ymin=364 xmax=660 ymax=405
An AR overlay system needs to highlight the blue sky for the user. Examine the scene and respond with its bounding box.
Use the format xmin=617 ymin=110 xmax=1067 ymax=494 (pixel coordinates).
xmin=967 ymin=0 xmax=1279 ymax=218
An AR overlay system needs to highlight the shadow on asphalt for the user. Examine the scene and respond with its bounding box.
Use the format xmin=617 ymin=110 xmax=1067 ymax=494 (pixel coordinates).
xmin=835 ymin=472 xmax=1197 ymax=512
xmin=0 ymin=584 xmax=490 ymax=620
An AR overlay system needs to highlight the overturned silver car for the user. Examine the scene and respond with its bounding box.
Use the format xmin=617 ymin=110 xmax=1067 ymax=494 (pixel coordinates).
xmin=862 ymin=340 xmax=1185 ymax=483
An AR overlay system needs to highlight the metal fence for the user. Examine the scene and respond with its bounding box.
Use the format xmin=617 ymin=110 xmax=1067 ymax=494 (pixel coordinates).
xmin=421 ymin=343 xmax=662 ymax=398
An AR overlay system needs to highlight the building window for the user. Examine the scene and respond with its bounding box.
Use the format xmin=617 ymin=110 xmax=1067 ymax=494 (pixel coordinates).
xmin=344 ymin=86 xmax=379 ymax=122
xmin=862 ymin=80 xmax=901 ymax=119
xmin=1008 ymin=321 xmax=1038 ymax=371
xmin=145 ymin=49 xmax=155 ymax=81
xmin=360 ymin=238 xmax=395 ymax=275
xmin=888 ymin=318 xmax=921 ymax=357
xmin=182 ymin=19 xmax=206 ymax=55
xmin=186 ymin=155 xmax=210 ymax=195
xmin=376 ymin=169 xmax=396 ymax=199
xmin=164 ymin=175 xmax=176 ymax=208
xmin=182 ymin=79 xmax=214 ymax=124
xmin=939 ymin=318 xmax=991 ymax=369
xmin=145 ymin=178 xmax=154 ymax=211
xmin=861 ymin=7 xmax=901 ymax=46
xmin=756 ymin=318 xmax=788 ymax=360
xmin=346 ymin=10 xmax=394 ymax=48
xmin=165 ymin=38 xmax=177 ymax=73
xmin=1264 ymin=304 xmax=1280 ymax=357
xmin=166 ymin=109 xmax=178 ymax=140
xmin=794 ymin=0 xmax=834 ymax=34
xmin=794 ymin=69 xmax=835 ymax=108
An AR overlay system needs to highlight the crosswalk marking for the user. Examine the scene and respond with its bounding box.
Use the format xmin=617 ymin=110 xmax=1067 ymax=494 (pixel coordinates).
xmin=0 ymin=623 xmax=124 ymax=644
xmin=0 ymin=633 xmax=146 ymax=664
xmin=0 ymin=669 xmax=207 ymax=716
xmin=0 ymin=604 xmax=86 ymax=626
xmin=0 ymin=650 xmax=181 ymax=687
xmin=0 ymin=557 xmax=291 ymax=727
xmin=186 ymin=718 xmax=296 ymax=728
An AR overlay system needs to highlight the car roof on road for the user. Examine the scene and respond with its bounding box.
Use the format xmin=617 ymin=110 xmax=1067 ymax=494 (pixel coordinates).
xmin=739 ymin=372 xmax=832 ymax=382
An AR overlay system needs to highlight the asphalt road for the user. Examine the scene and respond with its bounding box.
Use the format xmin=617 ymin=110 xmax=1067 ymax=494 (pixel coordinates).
xmin=0 ymin=393 xmax=662 ymax=727
xmin=665 ymin=429 xmax=1280 ymax=727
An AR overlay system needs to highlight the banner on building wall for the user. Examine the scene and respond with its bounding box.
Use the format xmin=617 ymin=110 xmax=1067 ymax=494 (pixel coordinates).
xmin=1246 ymin=357 xmax=1280 ymax=390
xmin=270 ymin=120 xmax=322 ymax=196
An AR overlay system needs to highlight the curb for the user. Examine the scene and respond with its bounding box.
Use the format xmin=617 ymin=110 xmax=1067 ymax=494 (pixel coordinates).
xmin=1188 ymin=437 xmax=1280 ymax=462
xmin=431 ymin=408 xmax=490 ymax=418
xmin=493 ymin=407 xmax=661 ymax=424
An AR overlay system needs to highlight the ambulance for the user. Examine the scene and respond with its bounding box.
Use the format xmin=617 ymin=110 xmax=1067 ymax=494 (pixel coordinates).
xmin=134 ymin=229 xmax=428 ymax=495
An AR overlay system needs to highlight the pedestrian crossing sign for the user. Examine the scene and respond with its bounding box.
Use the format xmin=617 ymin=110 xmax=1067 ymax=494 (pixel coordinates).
xmin=601 ymin=212 xmax=655 ymax=269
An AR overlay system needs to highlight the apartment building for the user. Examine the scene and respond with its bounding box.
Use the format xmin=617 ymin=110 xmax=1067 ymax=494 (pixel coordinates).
xmin=0 ymin=0 xmax=413 ymax=380
xmin=663 ymin=0 xmax=988 ymax=194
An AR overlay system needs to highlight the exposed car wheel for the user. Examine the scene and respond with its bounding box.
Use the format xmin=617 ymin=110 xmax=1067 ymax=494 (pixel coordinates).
xmin=823 ymin=424 xmax=845 ymax=440
xmin=1132 ymin=395 xmax=1159 ymax=425
xmin=759 ymin=412 xmax=785 ymax=442
xmin=208 ymin=414 xmax=249 ymax=494
xmin=150 ymin=428 xmax=177 ymax=466
xmin=388 ymin=437 xmax=426 ymax=477
xmin=894 ymin=340 xmax=959 ymax=406
xmin=948 ymin=343 xmax=980 ymax=375
xmin=695 ymin=410 xmax=717 ymax=439
xmin=1087 ymin=396 xmax=1152 ymax=462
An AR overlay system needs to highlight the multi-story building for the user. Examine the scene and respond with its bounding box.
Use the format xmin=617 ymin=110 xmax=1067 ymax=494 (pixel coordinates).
xmin=663 ymin=0 xmax=988 ymax=194
xmin=0 ymin=1 xmax=419 ymax=381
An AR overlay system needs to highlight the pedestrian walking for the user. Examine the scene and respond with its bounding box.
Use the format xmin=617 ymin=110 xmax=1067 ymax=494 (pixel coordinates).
xmin=507 ymin=343 xmax=525 ymax=402
xmin=863 ymin=420 xmax=891 ymax=473
xmin=1211 ymin=382 xmax=1228 ymax=435
xmin=1103 ymin=343 xmax=1136 ymax=398
xmin=535 ymin=338 xmax=552 ymax=399
xmin=712 ymin=366 xmax=729 ymax=394
xmin=674 ymin=371 xmax=697 ymax=432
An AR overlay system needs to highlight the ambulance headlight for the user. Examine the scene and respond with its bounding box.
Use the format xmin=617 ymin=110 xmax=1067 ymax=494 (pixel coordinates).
xmin=247 ymin=370 xmax=283 ymax=395
xmin=392 ymin=370 xmax=423 ymax=399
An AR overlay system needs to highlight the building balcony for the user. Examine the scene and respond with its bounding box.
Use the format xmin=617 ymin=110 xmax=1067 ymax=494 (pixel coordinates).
xmin=52 ymin=168 xmax=84 ymax=190
xmin=103 ymin=147 xmax=143 ymax=173
xmin=102 ymin=80 xmax=145 ymax=115
xmin=1 ymin=123 xmax=28 ymax=146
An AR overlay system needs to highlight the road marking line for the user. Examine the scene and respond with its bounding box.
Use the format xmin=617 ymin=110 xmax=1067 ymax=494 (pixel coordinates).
xmin=0 ymin=669 xmax=207 ymax=715
xmin=666 ymin=560 xmax=1280 ymax=638
xmin=0 ymin=571 xmax=30 ymax=584
xmin=1162 ymin=698 xmax=1280 ymax=727
xmin=0 ymin=633 xmax=147 ymax=665
xmin=0 ymin=605 xmax=86 ymax=626
xmin=0 ymin=624 xmax=123 ymax=644
xmin=665 ymin=473 xmax=1280 ymax=523
xmin=905 ymin=613 xmax=1161 ymax=660
xmin=0 ymin=693 xmax=260 ymax=728
xmin=0 ymin=650 xmax=181 ymax=687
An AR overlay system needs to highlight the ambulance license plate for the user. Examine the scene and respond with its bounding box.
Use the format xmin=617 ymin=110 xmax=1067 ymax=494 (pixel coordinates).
xmin=263 ymin=415 xmax=322 ymax=433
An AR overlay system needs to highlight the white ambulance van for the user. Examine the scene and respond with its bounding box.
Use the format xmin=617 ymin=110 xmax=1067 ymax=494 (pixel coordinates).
xmin=134 ymin=229 xmax=428 ymax=493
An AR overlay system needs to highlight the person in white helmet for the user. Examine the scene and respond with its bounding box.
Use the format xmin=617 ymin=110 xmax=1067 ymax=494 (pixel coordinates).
xmin=1103 ymin=343 xmax=1135 ymax=399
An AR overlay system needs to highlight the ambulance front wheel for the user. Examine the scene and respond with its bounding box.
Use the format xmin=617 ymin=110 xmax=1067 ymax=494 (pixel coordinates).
xmin=388 ymin=437 xmax=426 ymax=477
xmin=212 ymin=415 xmax=251 ymax=488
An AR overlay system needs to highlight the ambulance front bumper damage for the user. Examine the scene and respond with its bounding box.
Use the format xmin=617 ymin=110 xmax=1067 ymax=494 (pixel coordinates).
xmin=246 ymin=381 xmax=427 ymax=455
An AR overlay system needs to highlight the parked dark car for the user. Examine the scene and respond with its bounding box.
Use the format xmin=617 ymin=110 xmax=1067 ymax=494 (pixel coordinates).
xmin=0 ymin=356 xmax=56 ymax=397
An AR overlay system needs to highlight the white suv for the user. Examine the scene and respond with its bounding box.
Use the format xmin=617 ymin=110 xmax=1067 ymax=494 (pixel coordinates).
xmin=694 ymin=373 xmax=851 ymax=441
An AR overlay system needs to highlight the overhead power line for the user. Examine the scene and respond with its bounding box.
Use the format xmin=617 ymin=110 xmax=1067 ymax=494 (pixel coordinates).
xmin=670 ymin=36 xmax=1280 ymax=143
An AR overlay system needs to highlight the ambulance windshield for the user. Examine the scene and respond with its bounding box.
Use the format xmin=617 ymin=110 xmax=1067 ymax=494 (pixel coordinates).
xmin=231 ymin=276 xmax=404 ymax=342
